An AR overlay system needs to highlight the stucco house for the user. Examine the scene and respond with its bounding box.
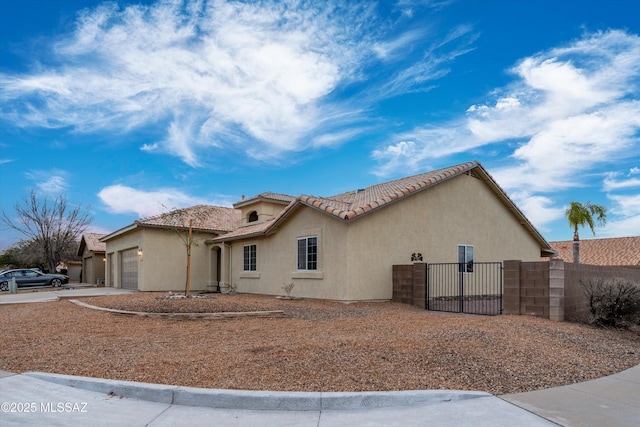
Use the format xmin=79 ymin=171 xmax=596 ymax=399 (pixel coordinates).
xmin=77 ymin=233 xmax=106 ymax=285
xmin=101 ymin=161 xmax=554 ymax=300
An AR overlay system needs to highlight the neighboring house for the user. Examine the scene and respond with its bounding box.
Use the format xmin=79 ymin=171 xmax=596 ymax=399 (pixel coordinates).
xmin=549 ymin=237 xmax=640 ymax=266
xmin=77 ymin=233 xmax=107 ymax=285
xmin=101 ymin=205 xmax=240 ymax=291
xmin=101 ymin=161 xmax=554 ymax=300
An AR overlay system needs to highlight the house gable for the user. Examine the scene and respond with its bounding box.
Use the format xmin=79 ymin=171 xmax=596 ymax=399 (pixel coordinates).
xmin=233 ymin=192 xmax=296 ymax=227
xmin=77 ymin=233 xmax=106 ymax=256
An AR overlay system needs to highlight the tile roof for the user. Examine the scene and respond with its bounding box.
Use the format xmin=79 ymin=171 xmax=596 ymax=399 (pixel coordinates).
xmin=234 ymin=192 xmax=296 ymax=208
xmin=136 ymin=205 xmax=241 ymax=233
xmin=213 ymin=218 xmax=278 ymax=241
xmin=549 ymin=237 xmax=640 ymax=266
xmin=78 ymin=233 xmax=106 ymax=255
xmin=213 ymin=160 xmax=552 ymax=256
xmin=300 ymin=161 xmax=479 ymax=220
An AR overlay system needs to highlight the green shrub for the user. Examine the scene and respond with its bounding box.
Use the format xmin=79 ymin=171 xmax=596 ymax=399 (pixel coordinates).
xmin=580 ymin=277 xmax=640 ymax=327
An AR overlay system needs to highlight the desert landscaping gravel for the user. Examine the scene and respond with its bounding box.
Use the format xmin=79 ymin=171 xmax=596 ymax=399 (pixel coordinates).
xmin=2 ymin=292 xmax=639 ymax=395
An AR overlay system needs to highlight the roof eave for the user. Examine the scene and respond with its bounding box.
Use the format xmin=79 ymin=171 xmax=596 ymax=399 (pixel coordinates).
xmin=210 ymin=231 xmax=267 ymax=244
xmin=100 ymin=224 xmax=138 ymax=242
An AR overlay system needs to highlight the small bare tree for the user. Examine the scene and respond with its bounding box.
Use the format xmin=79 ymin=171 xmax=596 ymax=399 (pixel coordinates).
xmin=281 ymin=280 xmax=295 ymax=299
xmin=1 ymin=191 xmax=92 ymax=273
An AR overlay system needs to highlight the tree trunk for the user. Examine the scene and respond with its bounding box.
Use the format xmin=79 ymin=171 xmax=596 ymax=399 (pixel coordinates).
xmin=573 ymin=241 xmax=580 ymax=264
xmin=185 ymin=219 xmax=193 ymax=297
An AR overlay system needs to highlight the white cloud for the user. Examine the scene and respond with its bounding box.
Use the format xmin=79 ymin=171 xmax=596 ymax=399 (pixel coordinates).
xmin=372 ymin=29 xmax=640 ymax=238
xmin=0 ymin=0 xmax=471 ymax=167
xmin=25 ymin=170 xmax=69 ymax=195
xmin=373 ymin=29 xmax=427 ymax=60
xmin=374 ymin=30 xmax=640 ymax=185
xmin=97 ymin=184 xmax=230 ymax=218
xmin=603 ymin=171 xmax=640 ymax=191
xmin=602 ymin=193 xmax=640 ymax=237
xmin=509 ymin=191 xmax=565 ymax=231
xmin=373 ymin=25 xmax=477 ymax=99
xmin=0 ymin=1 xmax=364 ymax=165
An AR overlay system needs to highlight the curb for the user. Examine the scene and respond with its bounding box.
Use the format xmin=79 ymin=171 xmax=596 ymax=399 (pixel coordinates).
xmin=24 ymin=372 xmax=490 ymax=411
xmin=68 ymin=299 xmax=287 ymax=320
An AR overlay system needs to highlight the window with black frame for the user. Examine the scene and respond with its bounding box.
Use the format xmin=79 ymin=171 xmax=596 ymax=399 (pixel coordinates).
xmin=297 ymin=236 xmax=318 ymax=270
xmin=458 ymin=244 xmax=474 ymax=273
xmin=243 ymin=244 xmax=257 ymax=271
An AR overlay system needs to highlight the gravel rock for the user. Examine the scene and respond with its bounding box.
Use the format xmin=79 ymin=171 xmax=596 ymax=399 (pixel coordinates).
xmin=1 ymin=292 xmax=639 ymax=395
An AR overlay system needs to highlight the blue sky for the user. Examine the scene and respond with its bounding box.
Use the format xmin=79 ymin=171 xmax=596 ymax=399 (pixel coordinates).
xmin=1 ymin=0 xmax=639 ymax=251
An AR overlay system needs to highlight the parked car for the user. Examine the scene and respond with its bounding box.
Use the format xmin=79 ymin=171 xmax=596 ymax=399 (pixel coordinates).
xmin=0 ymin=269 xmax=69 ymax=291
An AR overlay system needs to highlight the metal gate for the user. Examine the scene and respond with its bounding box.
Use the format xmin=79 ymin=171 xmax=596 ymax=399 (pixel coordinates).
xmin=426 ymin=262 xmax=503 ymax=315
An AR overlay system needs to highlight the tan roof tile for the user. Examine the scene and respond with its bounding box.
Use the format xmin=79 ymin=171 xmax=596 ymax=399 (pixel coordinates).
xmin=233 ymin=192 xmax=296 ymax=208
xmin=78 ymin=233 xmax=106 ymax=255
xmin=549 ymin=237 xmax=640 ymax=266
xmin=137 ymin=205 xmax=241 ymax=233
xmin=213 ymin=219 xmax=276 ymax=241
xmin=297 ymin=161 xmax=479 ymax=220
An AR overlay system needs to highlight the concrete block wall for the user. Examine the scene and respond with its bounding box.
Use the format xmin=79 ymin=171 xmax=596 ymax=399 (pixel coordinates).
xmin=412 ymin=263 xmax=427 ymax=309
xmin=392 ymin=265 xmax=413 ymax=305
xmin=504 ymin=261 xmax=552 ymax=319
xmin=563 ymin=263 xmax=640 ymax=322
xmin=391 ymin=263 xmax=426 ymax=308
xmin=504 ymin=259 xmax=640 ymax=322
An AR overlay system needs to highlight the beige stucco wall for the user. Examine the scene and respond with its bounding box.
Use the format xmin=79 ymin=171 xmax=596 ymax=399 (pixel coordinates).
xmin=230 ymin=207 xmax=349 ymax=299
xmin=344 ymin=173 xmax=542 ymax=300
xmin=104 ymin=226 xmax=217 ymax=292
xmin=239 ymin=201 xmax=287 ymax=226
xmin=229 ymin=173 xmax=543 ymax=301
xmin=80 ymin=246 xmax=105 ymax=285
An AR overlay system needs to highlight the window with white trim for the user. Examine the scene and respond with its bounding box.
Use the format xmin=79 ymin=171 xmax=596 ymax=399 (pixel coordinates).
xmin=458 ymin=245 xmax=474 ymax=273
xmin=243 ymin=244 xmax=257 ymax=271
xmin=297 ymin=236 xmax=318 ymax=270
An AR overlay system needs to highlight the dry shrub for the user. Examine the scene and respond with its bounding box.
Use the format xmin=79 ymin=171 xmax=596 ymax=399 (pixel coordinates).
xmin=581 ymin=277 xmax=640 ymax=328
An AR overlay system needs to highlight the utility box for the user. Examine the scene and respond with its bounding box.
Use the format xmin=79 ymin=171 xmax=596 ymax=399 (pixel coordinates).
xmin=9 ymin=277 xmax=17 ymax=294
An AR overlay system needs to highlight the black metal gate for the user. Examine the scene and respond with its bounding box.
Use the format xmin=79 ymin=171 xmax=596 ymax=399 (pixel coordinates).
xmin=426 ymin=262 xmax=503 ymax=315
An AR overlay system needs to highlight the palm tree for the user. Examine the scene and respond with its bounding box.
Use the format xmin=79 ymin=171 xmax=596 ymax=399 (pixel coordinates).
xmin=565 ymin=201 xmax=607 ymax=263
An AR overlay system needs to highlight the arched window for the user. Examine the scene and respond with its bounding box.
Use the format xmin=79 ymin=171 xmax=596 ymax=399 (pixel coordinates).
xmin=248 ymin=211 xmax=259 ymax=222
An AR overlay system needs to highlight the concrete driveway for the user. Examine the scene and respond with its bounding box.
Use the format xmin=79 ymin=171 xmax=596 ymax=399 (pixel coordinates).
xmin=0 ymin=285 xmax=134 ymax=304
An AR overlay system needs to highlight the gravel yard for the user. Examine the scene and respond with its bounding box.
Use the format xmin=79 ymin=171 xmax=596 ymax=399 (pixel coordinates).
xmin=2 ymin=292 xmax=639 ymax=395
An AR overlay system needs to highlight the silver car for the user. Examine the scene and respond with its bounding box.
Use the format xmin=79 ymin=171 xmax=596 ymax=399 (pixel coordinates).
xmin=0 ymin=269 xmax=69 ymax=291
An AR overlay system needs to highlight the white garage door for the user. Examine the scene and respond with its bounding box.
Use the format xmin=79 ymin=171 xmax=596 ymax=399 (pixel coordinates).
xmin=120 ymin=248 xmax=139 ymax=290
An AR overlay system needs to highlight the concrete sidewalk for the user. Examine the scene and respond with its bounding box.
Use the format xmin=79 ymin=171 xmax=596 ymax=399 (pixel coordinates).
xmin=0 ymin=286 xmax=134 ymax=304
xmin=0 ymin=371 xmax=555 ymax=426
xmin=1 ymin=366 xmax=639 ymax=426
xmin=502 ymin=364 xmax=640 ymax=427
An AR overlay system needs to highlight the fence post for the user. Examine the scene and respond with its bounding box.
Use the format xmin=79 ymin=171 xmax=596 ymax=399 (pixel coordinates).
xmin=548 ymin=259 xmax=565 ymax=321
xmin=412 ymin=262 xmax=427 ymax=309
xmin=503 ymin=260 xmax=521 ymax=315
